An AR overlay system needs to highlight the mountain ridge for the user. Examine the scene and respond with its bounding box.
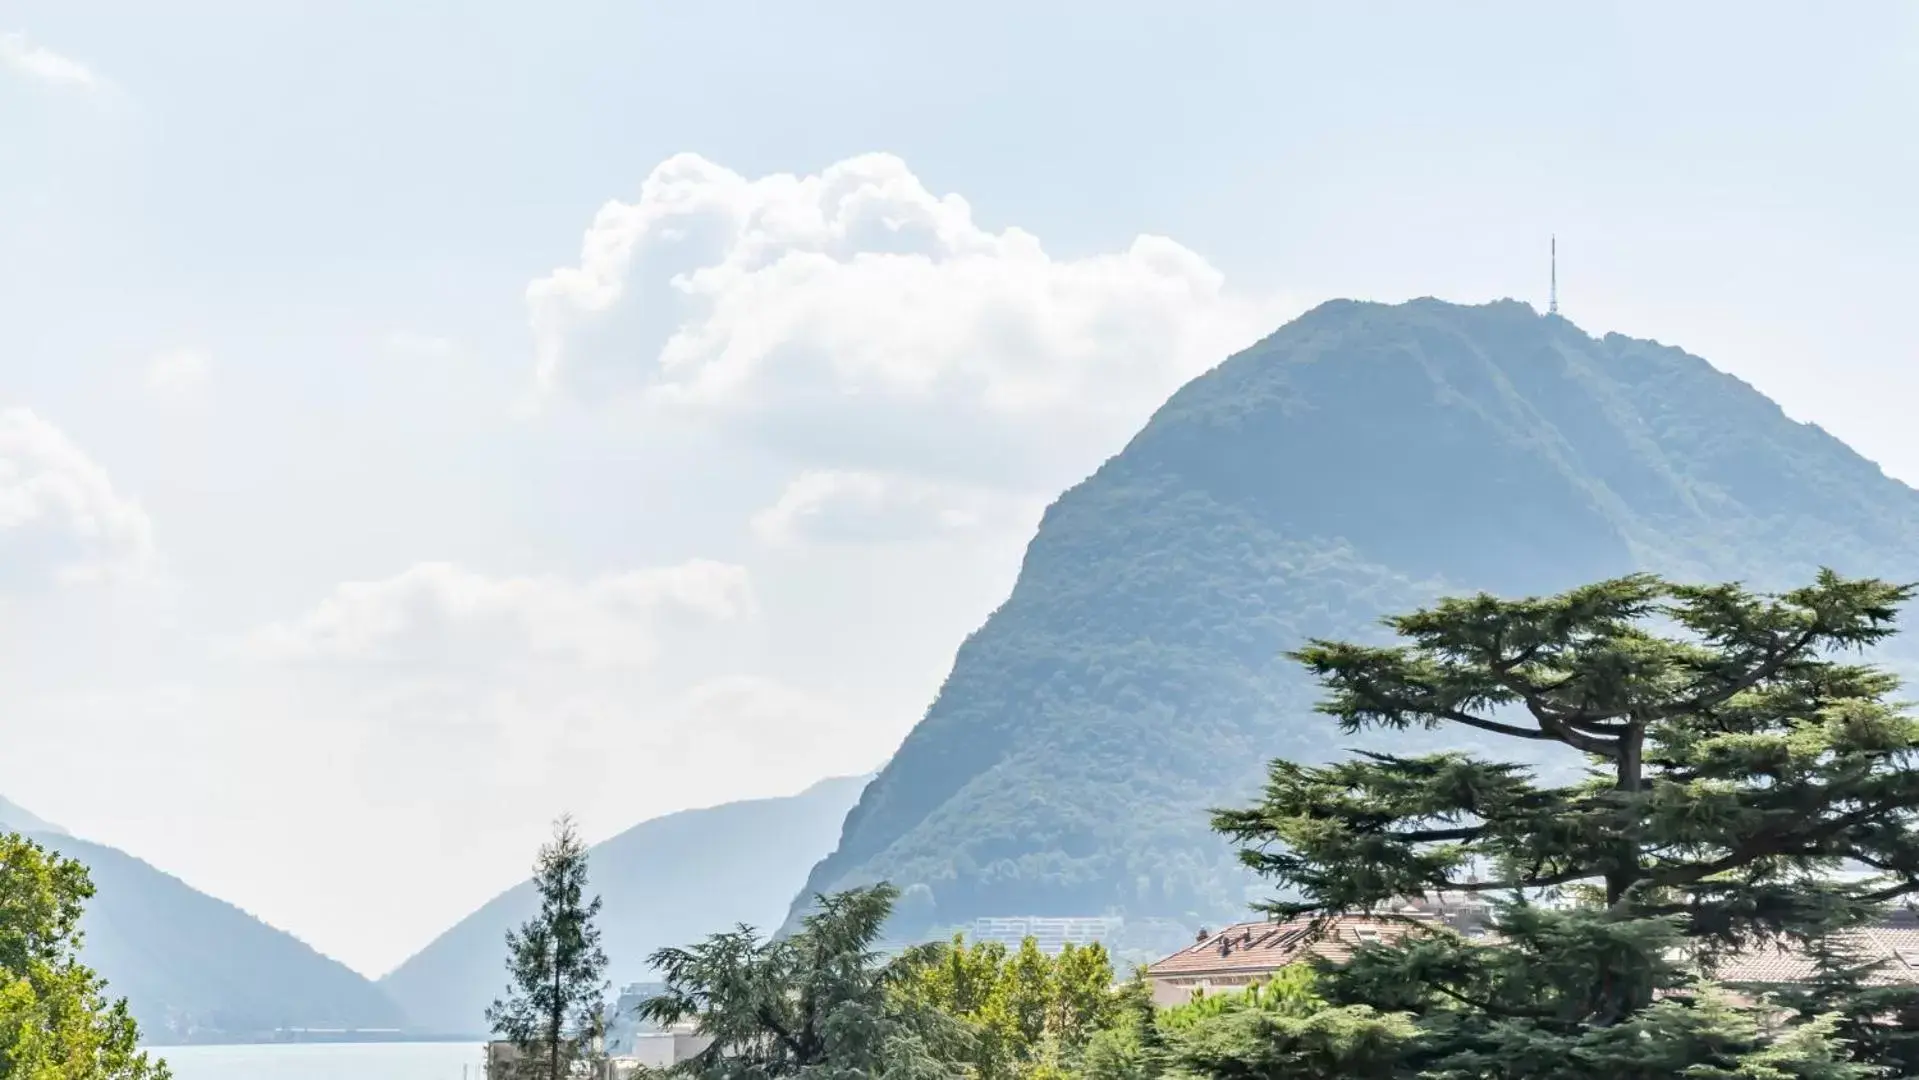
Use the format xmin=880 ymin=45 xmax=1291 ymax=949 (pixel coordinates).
xmin=0 ymin=808 xmax=404 ymax=1044
xmin=785 ymin=297 xmax=1919 ymax=954
xmin=381 ymin=774 xmax=869 ymax=1036
xmin=0 ymin=794 xmax=66 ymax=836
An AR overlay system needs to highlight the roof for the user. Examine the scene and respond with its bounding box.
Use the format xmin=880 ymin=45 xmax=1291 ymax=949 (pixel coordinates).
xmin=1711 ymin=924 xmax=1919 ymax=988
xmin=1147 ymin=913 xmax=1456 ymax=978
xmin=1149 ymin=909 xmax=1919 ymax=988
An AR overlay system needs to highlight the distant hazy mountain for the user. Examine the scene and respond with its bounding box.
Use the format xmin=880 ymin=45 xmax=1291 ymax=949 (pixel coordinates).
xmin=0 ymin=794 xmax=65 ymax=836
xmin=1 ymin=805 xmax=403 ymax=1043
xmin=381 ymin=775 xmax=870 ymax=1035
xmin=786 ymin=298 xmax=1919 ymax=958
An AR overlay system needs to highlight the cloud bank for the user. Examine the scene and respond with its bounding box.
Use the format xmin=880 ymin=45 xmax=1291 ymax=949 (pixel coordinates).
xmin=243 ymin=559 xmax=755 ymax=672
xmin=0 ymin=31 xmax=100 ymax=91
xmin=526 ymin=152 xmax=1295 ymax=494
xmin=0 ymin=407 xmax=156 ymax=585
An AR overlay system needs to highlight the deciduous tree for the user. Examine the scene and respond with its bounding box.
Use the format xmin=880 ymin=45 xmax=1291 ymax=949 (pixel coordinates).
xmin=892 ymin=935 xmax=1137 ymax=1080
xmin=0 ymin=832 xmax=168 ymax=1080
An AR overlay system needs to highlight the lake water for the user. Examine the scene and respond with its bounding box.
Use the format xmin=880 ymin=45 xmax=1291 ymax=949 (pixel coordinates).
xmin=152 ymin=1042 xmax=486 ymax=1080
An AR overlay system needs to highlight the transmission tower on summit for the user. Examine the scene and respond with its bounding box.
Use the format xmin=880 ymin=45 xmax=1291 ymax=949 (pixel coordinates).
xmin=1549 ymin=235 xmax=1559 ymax=316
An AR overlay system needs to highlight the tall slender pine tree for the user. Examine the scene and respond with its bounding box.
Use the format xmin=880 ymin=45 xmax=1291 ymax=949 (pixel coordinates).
xmin=487 ymin=815 xmax=609 ymax=1080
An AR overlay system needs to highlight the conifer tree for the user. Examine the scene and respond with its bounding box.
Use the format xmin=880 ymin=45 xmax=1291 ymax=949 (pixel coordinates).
xmin=642 ymin=884 xmax=962 ymax=1080
xmin=487 ymin=815 xmax=609 ymax=1080
xmin=1764 ymin=900 xmax=1919 ymax=1075
xmin=1213 ymin=571 xmax=1919 ymax=1076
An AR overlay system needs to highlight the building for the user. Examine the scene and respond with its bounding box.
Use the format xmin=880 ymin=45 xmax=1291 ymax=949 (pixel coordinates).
xmin=967 ymin=916 xmax=1125 ymax=954
xmin=1145 ymin=909 xmax=1471 ymax=1007
xmin=624 ymin=1025 xmax=715 ymax=1070
xmin=1710 ymin=907 xmax=1919 ymax=989
xmin=605 ymin=982 xmax=669 ymax=1055
xmin=1145 ymin=902 xmax=1919 ymax=1008
xmin=484 ymin=1028 xmax=712 ymax=1079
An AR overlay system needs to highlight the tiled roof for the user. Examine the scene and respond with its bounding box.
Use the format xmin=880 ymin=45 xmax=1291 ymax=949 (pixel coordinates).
xmin=1146 ymin=913 xmax=1456 ymax=977
xmin=1149 ymin=909 xmax=1919 ymax=989
xmin=1711 ymin=926 xmax=1919 ymax=988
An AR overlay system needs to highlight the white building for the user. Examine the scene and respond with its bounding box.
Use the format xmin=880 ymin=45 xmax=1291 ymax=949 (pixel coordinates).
xmin=967 ymin=916 xmax=1124 ymax=954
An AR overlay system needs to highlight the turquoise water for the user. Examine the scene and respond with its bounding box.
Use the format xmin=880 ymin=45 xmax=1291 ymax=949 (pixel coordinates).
xmin=152 ymin=1042 xmax=485 ymax=1080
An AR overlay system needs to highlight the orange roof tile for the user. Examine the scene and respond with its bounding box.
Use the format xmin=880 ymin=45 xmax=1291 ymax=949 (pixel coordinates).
xmin=1146 ymin=914 xmax=1454 ymax=978
xmin=1712 ymin=926 xmax=1919 ymax=988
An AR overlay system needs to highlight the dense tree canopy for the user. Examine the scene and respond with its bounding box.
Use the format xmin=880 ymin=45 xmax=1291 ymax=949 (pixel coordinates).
xmin=0 ymin=833 xmax=169 ymax=1080
xmin=642 ymin=884 xmax=960 ymax=1080
xmin=1152 ymin=965 xmax=1416 ymax=1080
xmin=891 ymin=935 xmax=1139 ymax=1080
xmin=1213 ymin=571 xmax=1919 ymax=1075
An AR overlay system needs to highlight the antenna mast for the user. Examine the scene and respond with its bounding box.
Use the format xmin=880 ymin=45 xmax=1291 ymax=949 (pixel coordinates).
xmin=1549 ymin=235 xmax=1559 ymax=316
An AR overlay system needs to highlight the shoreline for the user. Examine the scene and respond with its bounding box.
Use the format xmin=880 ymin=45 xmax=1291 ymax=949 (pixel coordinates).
xmin=144 ymin=1035 xmax=483 ymax=1049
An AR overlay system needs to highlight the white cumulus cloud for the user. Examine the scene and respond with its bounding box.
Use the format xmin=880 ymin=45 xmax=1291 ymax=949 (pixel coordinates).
xmin=242 ymin=559 xmax=755 ymax=672
xmin=526 ymin=152 xmax=1297 ymax=493
xmin=0 ymin=407 xmax=156 ymax=585
xmin=1 ymin=31 xmax=100 ymax=91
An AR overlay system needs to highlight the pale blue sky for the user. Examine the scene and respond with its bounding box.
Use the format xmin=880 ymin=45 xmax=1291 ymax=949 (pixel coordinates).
xmin=2 ymin=2 xmax=1915 ymax=974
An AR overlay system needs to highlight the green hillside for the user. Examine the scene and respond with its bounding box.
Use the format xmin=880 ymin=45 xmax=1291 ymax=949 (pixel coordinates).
xmin=0 ymin=817 xmax=403 ymax=1044
xmin=381 ymin=775 xmax=868 ymax=1036
xmin=786 ymin=298 xmax=1919 ymax=957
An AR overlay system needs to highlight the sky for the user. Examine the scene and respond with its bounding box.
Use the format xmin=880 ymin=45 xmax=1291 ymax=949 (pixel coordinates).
xmin=2 ymin=1 xmax=1916 ymax=977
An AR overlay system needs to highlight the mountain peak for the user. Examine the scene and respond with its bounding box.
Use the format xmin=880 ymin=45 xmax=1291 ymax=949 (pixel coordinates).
xmin=784 ymin=300 xmax=1919 ymax=958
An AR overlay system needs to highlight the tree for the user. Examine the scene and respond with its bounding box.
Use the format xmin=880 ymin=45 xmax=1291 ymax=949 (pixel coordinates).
xmin=0 ymin=832 xmax=169 ymax=1080
xmin=1213 ymin=571 xmax=1919 ymax=1074
xmin=891 ymin=935 xmax=1137 ymax=1080
xmin=641 ymin=884 xmax=960 ymax=1080
xmin=1763 ymin=900 xmax=1919 ymax=1075
xmin=1156 ymin=971 xmax=1417 ymax=1080
xmin=488 ymin=815 xmax=609 ymax=1080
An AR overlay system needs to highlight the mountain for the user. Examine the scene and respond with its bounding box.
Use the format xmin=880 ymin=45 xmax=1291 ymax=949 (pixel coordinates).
xmin=0 ymin=808 xmax=403 ymax=1043
xmin=786 ymin=297 xmax=1919 ymax=958
xmin=0 ymin=794 xmax=65 ymax=835
xmin=380 ymin=775 xmax=870 ymax=1036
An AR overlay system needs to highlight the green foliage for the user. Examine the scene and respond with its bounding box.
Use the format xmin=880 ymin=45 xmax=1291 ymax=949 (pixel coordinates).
xmin=891 ymin=935 xmax=1136 ymax=1080
xmin=0 ymin=832 xmax=169 ymax=1080
xmin=1153 ymin=967 xmax=1417 ymax=1080
xmin=1401 ymin=981 xmax=1873 ymax=1080
xmin=641 ymin=884 xmax=961 ymax=1080
xmin=1216 ymin=571 xmax=1919 ymax=1074
xmin=1762 ymin=903 xmax=1919 ymax=1075
xmin=1155 ymin=965 xmax=1324 ymax=1032
xmin=788 ymin=298 xmax=1919 ymax=946
xmin=487 ymin=816 xmax=610 ymax=1080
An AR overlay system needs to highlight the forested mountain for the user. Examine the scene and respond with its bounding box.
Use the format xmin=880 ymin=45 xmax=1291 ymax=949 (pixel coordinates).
xmin=0 ymin=809 xmax=403 ymax=1044
xmin=787 ymin=297 xmax=1919 ymax=957
xmin=381 ymin=776 xmax=868 ymax=1035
